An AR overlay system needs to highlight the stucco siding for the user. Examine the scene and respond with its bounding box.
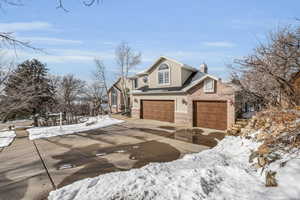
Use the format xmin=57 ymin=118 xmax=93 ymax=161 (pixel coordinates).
xmin=132 ymin=94 xmax=188 ymax=113
xmin=137 ymin=75 xmax=148 ymax=89
xmin=148 ymin=58 xmax=182 ymax=88
xmin=181 ymin=68 xmax=193 ymax=85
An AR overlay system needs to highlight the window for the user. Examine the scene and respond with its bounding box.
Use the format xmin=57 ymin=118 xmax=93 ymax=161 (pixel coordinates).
xmin=204 ymin=79 xmax=215 ymax=93
xmin=142 ymin=76 xmax=148 ymax=83
xmin=158 ymin=63 xmax=170 ymax=85
xmin=111 ymin=88 xmax=117 ymax=106
xmin=133 ymin=78 xmax=138 ymax=89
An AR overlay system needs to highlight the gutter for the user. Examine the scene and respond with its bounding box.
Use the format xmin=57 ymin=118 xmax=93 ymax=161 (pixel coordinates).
xmin=131 ymin=90 xmax=186 ymax=95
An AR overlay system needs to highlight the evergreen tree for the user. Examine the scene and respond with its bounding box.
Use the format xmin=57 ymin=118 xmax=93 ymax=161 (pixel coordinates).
xmin=1 ymin=59 xmax=55 ymax=125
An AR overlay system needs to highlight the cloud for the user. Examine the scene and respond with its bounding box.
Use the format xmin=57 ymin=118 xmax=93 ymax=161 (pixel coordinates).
xmin=202 ymin=41 xmax=235 ymax=48
xmin=18 ymin=36 xmax=83 ymax=45
xmin=3 ymin=48 xmax=115 ymax=64
xmin=0 ymin=21 xmax=52 ymax=32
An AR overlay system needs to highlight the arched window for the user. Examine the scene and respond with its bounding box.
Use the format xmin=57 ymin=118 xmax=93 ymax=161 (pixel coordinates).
xmin=158 ymin=63 xmax=170 ymax=84
xmin=111 ymin=88 xmax=117 ymax=106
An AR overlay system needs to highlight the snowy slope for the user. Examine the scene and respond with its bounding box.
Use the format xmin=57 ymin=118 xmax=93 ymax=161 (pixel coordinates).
xmin=28 ymin=116 xmax=124 ymax=140
xmin=48 ymin=136 xmax=300 ymax=200
xmin=0 ymin=131 xmax=16 ymax=148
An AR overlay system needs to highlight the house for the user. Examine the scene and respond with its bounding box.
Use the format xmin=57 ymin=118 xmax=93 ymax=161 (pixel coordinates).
xmin=130 ymin=56 xmax=237 ymax=130
xmin=108 ymin=77 xmax=133 ymax=113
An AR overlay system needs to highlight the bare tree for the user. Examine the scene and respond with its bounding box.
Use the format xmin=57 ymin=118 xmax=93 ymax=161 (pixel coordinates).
xmin=85 ymin=82 xmax=105 ymax=116
xmin=115 ymin=42 xmax=141 ymax=113
xmin=57 ymin=74 xmax=86 ymax=115
xmin=93 ymin=59 xmax=111 ymax=115
xmin=233 ymin=26 xmax=300 ymax=108
xmin=0 ymin=57 xmax=12 ymax=95
xmin=0 ymin=32 xmax=41 ymax=51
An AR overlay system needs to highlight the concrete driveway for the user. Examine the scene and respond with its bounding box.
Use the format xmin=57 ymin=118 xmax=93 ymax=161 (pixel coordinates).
xmin=0 ymin=119 xmax=209 ymax=200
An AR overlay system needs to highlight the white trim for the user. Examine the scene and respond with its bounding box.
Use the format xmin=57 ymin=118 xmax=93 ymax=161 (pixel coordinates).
xmin=204 ymin=78 xmax=215 ymax=93
xmin=157 ymin=62 xmax=171 ymax=86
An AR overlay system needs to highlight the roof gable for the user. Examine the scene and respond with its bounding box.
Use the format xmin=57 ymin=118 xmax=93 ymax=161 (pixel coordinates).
xmin=145 ymin=56 xmax=197 ymax=74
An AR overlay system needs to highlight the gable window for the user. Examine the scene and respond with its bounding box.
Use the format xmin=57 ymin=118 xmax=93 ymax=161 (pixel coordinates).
xmin=111 ymin=88 xmax=117 ymax=106
xmin=204 ymin=78 xmax=215 ymax=93
xmin=158 ymin=63 xmax=170 ymax=85
xmin=133 ymin=78 xmax=138 ymax=89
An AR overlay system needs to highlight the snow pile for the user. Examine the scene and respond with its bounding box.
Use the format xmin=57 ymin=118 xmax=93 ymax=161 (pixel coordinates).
xmin=28 ymin=116 xmax=124 ymax=140
xmin=48 ymin=136 xmax=300 ymax=200
xmin=0 ymin=131 xmax=16 ymax=148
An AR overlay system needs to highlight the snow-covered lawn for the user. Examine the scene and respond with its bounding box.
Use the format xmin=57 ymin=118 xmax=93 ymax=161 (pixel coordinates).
xmin=28 ymin=116 xmax=124 ymax=140
xmin=48 ymin=136 xmax=300 ymax=200
xmin=0 ymin=131 xmax=16 ymax=148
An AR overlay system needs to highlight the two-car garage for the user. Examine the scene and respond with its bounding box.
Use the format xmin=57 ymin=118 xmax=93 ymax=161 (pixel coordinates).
xmin=139 ymin=99 xmax=228 ymax=130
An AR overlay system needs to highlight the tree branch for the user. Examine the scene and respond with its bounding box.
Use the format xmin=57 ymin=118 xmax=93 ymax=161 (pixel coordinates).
xmin=0 ymin=32 xmax=43 ymax=52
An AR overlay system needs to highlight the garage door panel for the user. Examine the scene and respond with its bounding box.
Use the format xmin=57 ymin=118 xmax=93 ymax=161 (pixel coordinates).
xmin=194 ymin=101 xmax=227 ymax=130
xmin=141 ymin=100 xmax=174 ymax=123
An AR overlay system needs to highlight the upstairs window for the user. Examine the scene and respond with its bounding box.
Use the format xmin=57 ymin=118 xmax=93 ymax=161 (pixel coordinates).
xmin=158 ymin=63 xmax=170 ymax=85
xmin=204 ymin=78 xmax=215 ymax=93
xmin=111 ymin=88 xmax=117 ymax=106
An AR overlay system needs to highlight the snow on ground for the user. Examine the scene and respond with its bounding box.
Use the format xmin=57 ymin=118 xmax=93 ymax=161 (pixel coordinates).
xmin=0 ymin=131 xmax=16 ymax=148
xmin=28 ymin=116 xmax=124 ymax=140
xmin=48 ymin=136 xmax=300 ymax=200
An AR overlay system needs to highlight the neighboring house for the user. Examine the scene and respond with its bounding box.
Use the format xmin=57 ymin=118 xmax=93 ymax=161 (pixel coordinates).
xmin=130 ymin=56 xmax=237 ymax=130
xmin=108 ymin=77 xmax=133 ymax=113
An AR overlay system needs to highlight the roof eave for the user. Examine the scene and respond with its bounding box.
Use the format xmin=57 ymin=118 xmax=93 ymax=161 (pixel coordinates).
xmin=131 ymin=90 xmax=185 ymax=95
xmin=182 ymin=74 xmax=218 ymax=92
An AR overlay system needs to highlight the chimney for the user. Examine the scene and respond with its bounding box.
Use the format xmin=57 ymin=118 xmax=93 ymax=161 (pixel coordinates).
xmin=200 ymin=63 xmax=208 ymax=73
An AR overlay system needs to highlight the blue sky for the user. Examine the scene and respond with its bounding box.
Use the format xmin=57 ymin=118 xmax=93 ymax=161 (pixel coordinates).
xmin=0 ymin=0 xmax=299 ymax=83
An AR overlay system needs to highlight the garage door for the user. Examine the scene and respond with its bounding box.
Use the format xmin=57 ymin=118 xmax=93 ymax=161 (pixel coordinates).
xmin=193 ymin=101 xmax=227 ymax=130
xmin=141 ymin=100 xmax=175 ymax=123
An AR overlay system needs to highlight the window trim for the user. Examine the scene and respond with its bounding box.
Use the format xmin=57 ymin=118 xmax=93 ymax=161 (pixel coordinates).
xmin=157 ymin=63 xmax=171 ymax=85
xmin=204 ymin=78 xmax=215 ymax=93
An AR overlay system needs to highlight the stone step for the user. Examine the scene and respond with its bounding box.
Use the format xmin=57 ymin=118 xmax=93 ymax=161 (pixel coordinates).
xmin=235 ymin=121 xmax=248 ymax=126
xmin=230 ymin=126 xmax=241 ymax=131
xmin=226 ymin=129 xmax=239 ymax=136
xmin=232 ymin=124 xmax=243 ymax=129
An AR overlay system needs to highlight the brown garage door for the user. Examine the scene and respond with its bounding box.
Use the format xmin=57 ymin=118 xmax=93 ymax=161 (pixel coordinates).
xmin=193 ymin=101 xmax=227 ymax=130
xmin=141 ymin=100 xmax=175 ymax=123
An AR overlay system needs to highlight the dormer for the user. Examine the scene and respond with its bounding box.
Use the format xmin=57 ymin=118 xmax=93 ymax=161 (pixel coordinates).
xmin=145 ymin=56 xmax=197 ymax=89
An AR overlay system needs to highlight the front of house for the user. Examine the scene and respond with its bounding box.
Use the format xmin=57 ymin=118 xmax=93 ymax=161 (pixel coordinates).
xmin=129 ymin=56 xmax=236 ymax=130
